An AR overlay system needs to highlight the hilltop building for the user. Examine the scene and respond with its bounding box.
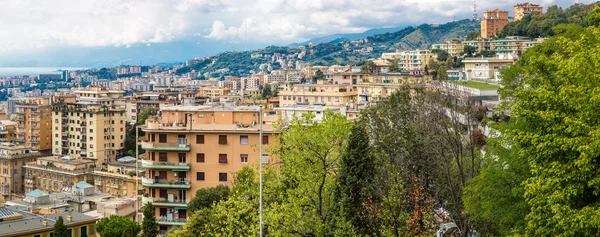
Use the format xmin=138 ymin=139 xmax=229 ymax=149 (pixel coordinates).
xmin=514 ymin=2 xmax=543 ymax=21
xmin=481 ymin=9 xmax=509 ymax=38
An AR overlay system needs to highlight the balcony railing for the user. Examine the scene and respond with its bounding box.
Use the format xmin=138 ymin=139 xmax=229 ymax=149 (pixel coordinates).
xmin=141 ymin=160 xmax=190 ymax=171
xmin=141 ymin=142 xmax=191 ymax=151
xmin=142 ymin=178 xmax=191 ymax=189
xmin=142 ymin=196 xmax=189 ymax=207
xmin=157 ymin=218 xmax=187 ymax=226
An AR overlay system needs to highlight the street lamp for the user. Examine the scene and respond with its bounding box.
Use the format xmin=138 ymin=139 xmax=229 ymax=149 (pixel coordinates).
xmin=259 ymin=105 xmax=264 ymax=237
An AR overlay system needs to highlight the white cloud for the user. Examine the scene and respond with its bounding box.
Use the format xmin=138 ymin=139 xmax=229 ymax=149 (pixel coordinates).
xmin=0 ymin=0 xmax=575 ymax=53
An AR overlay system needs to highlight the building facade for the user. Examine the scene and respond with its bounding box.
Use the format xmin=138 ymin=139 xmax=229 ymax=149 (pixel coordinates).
xmin=14 ymin=97 xmax=53 ymax=152
xmin=0 ymin=144 xmax=43 ymax=202
xmin=23 ymin=156 xmax=95 ymax=194
xmin=431 ymin=41 xmax=465 ymax=57
xmin=51 ymin=103 xmax=127 ymax=165
xmin=278 ymin=83 xmax=357 ymax=107
xmin=514 ymin=2 xmax=543 ymax=21
xmin=463 ymin=54 xmax=517 ymax=81
xmin=140 ymin=105 xmax=276 ymax=233
xmin=481 ymin=9 xmax=509 ymax=38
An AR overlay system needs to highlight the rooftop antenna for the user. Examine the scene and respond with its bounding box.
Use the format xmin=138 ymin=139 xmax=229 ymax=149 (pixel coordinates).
xmin=473 ymin=0 xmax=478 ymax=21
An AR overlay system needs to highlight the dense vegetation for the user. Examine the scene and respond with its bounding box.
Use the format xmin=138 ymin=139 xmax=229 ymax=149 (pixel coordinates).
xmin=96 ymin=215 xmax=141 ymax=237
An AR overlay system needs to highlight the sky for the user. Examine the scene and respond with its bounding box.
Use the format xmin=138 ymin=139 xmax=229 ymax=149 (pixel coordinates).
xmin=0 ymin=0 xmax=578 ymax=66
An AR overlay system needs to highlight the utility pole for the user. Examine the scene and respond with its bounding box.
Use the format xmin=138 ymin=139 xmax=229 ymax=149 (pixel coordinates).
xmin=259 ymin=105 xmax=263 ymax=237
xmin=135 ymin=125 xmax=140 ymax=222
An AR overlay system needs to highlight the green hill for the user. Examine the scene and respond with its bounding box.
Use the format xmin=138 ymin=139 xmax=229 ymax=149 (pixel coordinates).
xmin=176 ymin=19 xmax=480 ymax=78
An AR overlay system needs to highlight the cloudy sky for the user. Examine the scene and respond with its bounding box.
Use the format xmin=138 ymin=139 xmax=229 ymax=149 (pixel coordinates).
xmin=0 ymin=0 xmax=577 ymax=65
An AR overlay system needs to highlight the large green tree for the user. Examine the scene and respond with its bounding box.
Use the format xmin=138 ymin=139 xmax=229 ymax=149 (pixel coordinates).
xmin=53 ymin=216 xmax=69 ymax=237
xmin=187 ymin=185 xmax=229 ymax=214
xmin=96 ymin=215 xmax=141 ymax=237
xmin=498 ymin=15 xmax=600 ymax=235
xmin=142 ymin=203 xmax=159 ymax=237
xmin=124 ymin=107 xmax=155 ymax=156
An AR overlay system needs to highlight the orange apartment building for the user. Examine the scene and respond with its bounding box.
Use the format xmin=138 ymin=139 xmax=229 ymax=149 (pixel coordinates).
xmin=514 ymin=2 xmax=543 ymax=21
xmin=140 ymin=105 xmax=276 ymax=233
xmin=481 ymin=9 xmax=509 ymax=38
xmin=14 ymin=97 xmax=53 ymax=153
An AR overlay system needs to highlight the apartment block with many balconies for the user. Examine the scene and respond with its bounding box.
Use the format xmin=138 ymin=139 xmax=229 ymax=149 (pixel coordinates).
xmin=14 ymin=97 xmax=53 ymax=152
xmin=51 ymin=103 xmax=127 ymax=166
xmin=93 ymin=156 xmax=142 ymax=198
xmin=23 ymin=156 xmax=96 ymax=194
xmin=139 ymin=105 xmax=277 ymax=233
xmin=278 ymin=83 xmax=357 ymax=107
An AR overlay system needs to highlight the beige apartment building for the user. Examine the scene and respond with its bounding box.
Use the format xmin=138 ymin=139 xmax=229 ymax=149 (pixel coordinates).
xmin=463 ymin=54 xmax=518 ymax=81
xmin=198 ymin=87 xmax=232 ymax=97
xmin=74 ymin=86 xmax=126 ymax=106
xmin=51 ymin=103 xmax=127 ymax=166
xmin=325 ymin=72 xmax=369 ymax=85
xmin=278 ymin=83 xmax=357 ymax=107
xmin=140 ymin=105 xmax=276 ymax=233
xmin=357 ymin=73 xmax=433 ymax=103
xmin=93 ymin=156 xmax=141 ymax=198
xmin=0 ymin=144 xmax=43 ymax=202
xmin=383 ymin=50 xmax=436 ymax=71
xmin=128 ymin=89 xmax=197 ymax=123
xmin=23 ymin=156 xmax=95 ymax=194
xmin=481 ymin=9 xmax=509 ymax=38
xmin=14 ymin=97 xmax=53 ymax=152
xmin=514 ymin=2 xmax=543 ymax=21
xmin=431 ymin=41 xmax=465 ymax=57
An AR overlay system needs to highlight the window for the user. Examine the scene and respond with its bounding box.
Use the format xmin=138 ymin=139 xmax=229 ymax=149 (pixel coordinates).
xmin=218 ymin=135 xmax=227 ymax=144
xmin=196 ymin=172 xmax=205 ymax=181
xmin=159 ymin=189 xmax=167 ymax=198
xmin=219 ymin=173 xmax=227 ymax=182
xmin=159 ymin=152 xmax=167 ymax=162
xmin=159 ymin=134 xmax=167 ymax=143
xmin=196 ymin=135 xmax=204 ymax=144
xmin=196 ymin=153 xmax=205 ymax=163
xmin=240 ymin=135 xmax=248 ymax=145
xmin=219 ymin=154 xmax=228 ymax=163
xmin=262 ymin=135 xmax=269 ymax=145
xmin=240 ymin=154 xmax=249 ymax=163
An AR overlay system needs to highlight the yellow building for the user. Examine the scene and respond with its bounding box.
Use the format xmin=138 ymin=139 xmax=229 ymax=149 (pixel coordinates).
xmin=23 ymin=156 xmax=95 ymax=194
xmin=326 ymin=72 xmax=369 ymax=85
xmin=481 ymin=9 xmax=509 ymax=38
xmin=14 ymin=97 xmax=53 ymax=152
xmin=93 ymin=156 xmax=141 ymax=198
xmin=514 ymin=2 xmax=543 ymax=21
xmin=0 ymin=144 xmax=43 ymax=202
xmin=278 ymin=83 xmax=357 ymax=107
xmin=198 ymin=87 xmax=231 ymax=97
xmin=0 ymin=120 xmax=17 ymax=143
xmin=383 ymin=50 xmax=436 ymax=71
xmin=140 ymin=105 xmax=277 ymax=233
xmin=0 ymin=206 xmax=99 ymax=237
xmin=463 ymin=54 xmax=518 ymax=81
xmin=51 ymin=103 xmax=127 ymax=165
xmin=431 ymin=41 xmax=465 ymax=57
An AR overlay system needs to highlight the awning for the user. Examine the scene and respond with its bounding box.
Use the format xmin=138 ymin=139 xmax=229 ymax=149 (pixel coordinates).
xmin=174 ymin=207 xmax=187 ymax=211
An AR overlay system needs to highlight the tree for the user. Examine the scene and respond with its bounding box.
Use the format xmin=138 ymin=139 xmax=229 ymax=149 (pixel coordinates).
xmin=434 ymin=49 xmax=450 ymax=62
xmin=389 ymin=58 xmax=401 ymax=72
xmin=124 ymin=107 xmax=155 ymax=156
xmin=142 ymin=203 xmax=159 ymax=237
xmin=466 ymin=31 xmax=480 ymax=40
xmin=498 ymin=20 xmax=600 ymax=235
xmin=314 ymin=69 xmax=325 ymax=80
xmin=436 ymin=65 xmax=448 ymax=80
xmin=463 ymin=45 xmax=476 ymax=57
xmin=360 ymin=61 xmax=375 ymax=73
xmin=188 ymin=185 xmax=230 ymax=214
xmin=53 ymin=216 xmax=69 ymax=237
xmin=261 ymin=85 xmax=273 ymax=98
xmin=268 ymin=112 xmax=353 ymax=236
xmin=96 ymin=215 xmax=141 ymax=237
xmin=333 ymin=122 xmax=378 ymax=235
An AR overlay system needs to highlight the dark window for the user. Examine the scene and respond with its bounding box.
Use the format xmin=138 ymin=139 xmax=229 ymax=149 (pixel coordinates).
xmin=151 ymin=134 xmax=155 ymax=142
xmin=151 ymin=152 xmax=156 ymax=161
xmin=159 ymin=208 xmax=167 ymax=216
xmin=219 ymin=173 xmax=227 ymax=182
xmin=159 ymin=152 xmax=167 ymax=162
xmin=219 ymin=154 xmax=228 ymax=163
xmin=196 ymin=172 xmax=205 ymax=181
xmin=240 ymin=154 xmax=249 ymax=163
xmin=159 ymin=134 xmax=167 ymax=143
xmin=196 ymin=135 xmax=204 ymax=144
xmin=218 ymin=135 xmax=227 ymax=144
xmin=196 ymin=153 xmax=205 ymax=163
xmin=159 ymin=189 xmax=167 ymax=198
xmin=262 ymin=135 xmax=269 ymax=145
xmin=159 ymin=171 xmax=167 ymax=179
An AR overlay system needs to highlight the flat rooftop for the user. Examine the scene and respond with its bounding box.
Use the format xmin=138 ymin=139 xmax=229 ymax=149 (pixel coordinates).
xmin=0 ymin=206 xmax=99 ymax=237
xmin=276 ymin=105 xmax=345 ymax=111
xmin=160 ymin=105 xmax=260 ymax=112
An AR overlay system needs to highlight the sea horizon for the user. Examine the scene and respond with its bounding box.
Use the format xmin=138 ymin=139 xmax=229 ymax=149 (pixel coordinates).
xmin=0 ymin=67 xmax=88 ymax=77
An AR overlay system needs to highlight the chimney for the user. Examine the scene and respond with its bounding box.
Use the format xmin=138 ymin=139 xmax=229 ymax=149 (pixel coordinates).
xmin=66 ymin=216 xmax=73 ymax=222
xmin=42 ymin=221 xmax=48 ymax=226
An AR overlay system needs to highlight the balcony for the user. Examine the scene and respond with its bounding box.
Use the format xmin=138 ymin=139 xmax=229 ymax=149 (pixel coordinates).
xmin=31 ymin=139 xmax=40 ymax=144
xmin=157 ymin=218 xmax=187 ymax=226
xmin=141 ymin=160 xmax=190 ymax=171
xmin=141 ymin=142 xmax=191 ymax=152
xmin=142 ymin=178 xmax=191 ymax=189
xmin=142 ymin=196 xmax=189 ymax=207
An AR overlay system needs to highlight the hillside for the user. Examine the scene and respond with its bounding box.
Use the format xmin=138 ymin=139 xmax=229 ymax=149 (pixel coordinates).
xmin=288 ymin=24 xmax=410 ymax=46
xmin=176 ymin=19 xmax=479 ymax=77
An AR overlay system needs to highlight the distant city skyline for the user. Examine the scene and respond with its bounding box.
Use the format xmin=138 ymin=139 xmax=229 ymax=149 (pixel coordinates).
xmin=0 ymin=0 xmax=577 ymax=66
